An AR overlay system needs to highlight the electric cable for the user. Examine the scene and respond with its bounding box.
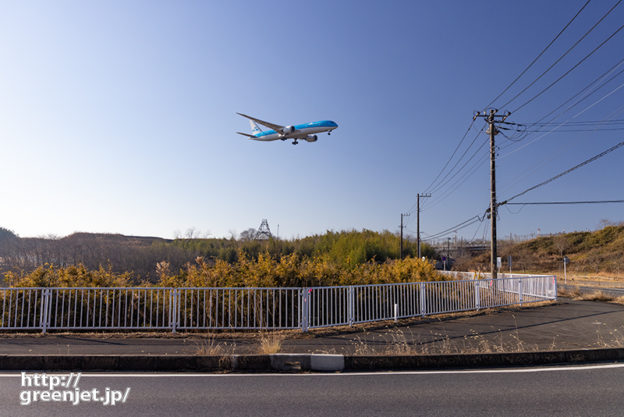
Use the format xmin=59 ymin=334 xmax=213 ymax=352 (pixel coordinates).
xmin=498 ymin=140 xmax=624 ymax=206
xmin=485 ymin=0 xmax=592 ymax=109
xmin=500 ymin=0 xmax=622 ymax=111
xmin=512 ymin=19 xmax=624 ymax=113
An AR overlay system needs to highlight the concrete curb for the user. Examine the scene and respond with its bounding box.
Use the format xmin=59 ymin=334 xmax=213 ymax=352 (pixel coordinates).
xmin=1 ymin=349 xmax=622 ymax=372
xmin=345 ymin=348 xmax=624 ymax=370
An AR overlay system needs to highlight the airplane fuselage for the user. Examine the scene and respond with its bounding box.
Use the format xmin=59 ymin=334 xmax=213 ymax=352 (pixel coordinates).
xmin=252 ymin=120 xmax=338 ymax=141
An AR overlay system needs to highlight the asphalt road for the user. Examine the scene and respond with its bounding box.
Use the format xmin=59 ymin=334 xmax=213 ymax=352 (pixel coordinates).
xmin=1 ymin=364 xmax=624 ymax=416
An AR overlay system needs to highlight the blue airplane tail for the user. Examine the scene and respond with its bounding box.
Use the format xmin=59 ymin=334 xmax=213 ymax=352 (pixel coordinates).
xmin=249 ymin=120 xmax=262 ymax=134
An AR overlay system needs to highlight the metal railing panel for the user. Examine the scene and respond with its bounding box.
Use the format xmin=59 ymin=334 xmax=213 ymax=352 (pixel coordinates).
xmin=0 ymin=275 xmax=556 ymax=332
xmin=175 ymin=287 xmax=301 ymax=330
xmin=0 ymin=288 xmax=45 ymax=330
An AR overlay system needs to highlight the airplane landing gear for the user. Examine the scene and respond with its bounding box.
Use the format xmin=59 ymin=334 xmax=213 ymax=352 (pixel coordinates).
xmin=328 ymin=131 xmax=331 ymax=135
xmin=292 ymin=140 xmax=298 ymax=145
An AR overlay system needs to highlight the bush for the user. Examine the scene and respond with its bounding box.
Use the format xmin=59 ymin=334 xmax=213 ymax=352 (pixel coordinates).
xmin=4 ymin=255 xmax=445 ymax=288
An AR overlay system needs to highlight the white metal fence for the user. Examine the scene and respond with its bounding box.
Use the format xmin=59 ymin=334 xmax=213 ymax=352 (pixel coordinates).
xmin=0 ymin=275 xmax=556 ymax=333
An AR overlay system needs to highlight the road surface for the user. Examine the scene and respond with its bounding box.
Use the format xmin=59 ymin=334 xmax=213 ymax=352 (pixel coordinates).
xmin=1 ymin=364 xmax=623 ymax=416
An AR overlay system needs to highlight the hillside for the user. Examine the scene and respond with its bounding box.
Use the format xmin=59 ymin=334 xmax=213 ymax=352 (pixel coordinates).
xmin=453 ymin=224 xmax=624 ymax=276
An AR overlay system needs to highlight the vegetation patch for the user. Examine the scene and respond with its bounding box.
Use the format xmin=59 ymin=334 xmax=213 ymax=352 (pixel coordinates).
xmin=0 ymin=229 xmax=444 ymax=286
xmin=3 ymin=253 xmax=445 ymax=288
xmin=454 ymin=224 xmax=624 ymax=276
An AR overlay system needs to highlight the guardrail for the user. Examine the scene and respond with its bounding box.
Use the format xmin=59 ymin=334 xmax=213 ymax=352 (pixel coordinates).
xmin=0 ymin=275 xmax=556 ymax=333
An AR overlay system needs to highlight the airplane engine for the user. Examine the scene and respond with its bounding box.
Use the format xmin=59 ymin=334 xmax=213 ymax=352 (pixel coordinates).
xmin=282 ymin=126 xmax=295 ymax=134
xmin=305 ymin=135 xmax=318 ymax=142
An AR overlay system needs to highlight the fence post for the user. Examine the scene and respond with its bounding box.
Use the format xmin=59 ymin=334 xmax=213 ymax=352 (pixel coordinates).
xmin=301 ymin=288 xmax=309 ymax=332
xmin=553 ymin=276 xmax=558 ymax=300
xmin=474 ymin=280 xmax=480 ymax=310
xmin=347 ymin=286 xmax=354 ymax=326
xmin=170 ymin=289 xmax=178 ymax=333
xmin=40 ymin=289 xmax=51 ymax=334
xmin=519 ymin=278 xmax=524 ymax=305
xmin=419 ymin=282 xmax=426 ymax=317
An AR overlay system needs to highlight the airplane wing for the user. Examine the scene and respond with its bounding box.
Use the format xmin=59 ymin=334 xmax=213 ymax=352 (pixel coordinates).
xmin=236 ymin=131 xmax=258 ymax=138
xmin=237 ymin=113 xmax=284 ymax=132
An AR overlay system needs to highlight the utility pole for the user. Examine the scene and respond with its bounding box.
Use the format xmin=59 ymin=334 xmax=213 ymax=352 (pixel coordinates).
xmin=474 ymin=109 xmax=511 ymax=279
xmin=416 ymin=193 xmax=431 ymax=259
xmin=400 ymin=213 xmax=410 ymax=259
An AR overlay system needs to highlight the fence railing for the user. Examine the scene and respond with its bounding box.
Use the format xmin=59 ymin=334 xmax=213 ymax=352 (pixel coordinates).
xmin=0 ymin=275 xmax=556 ymax=333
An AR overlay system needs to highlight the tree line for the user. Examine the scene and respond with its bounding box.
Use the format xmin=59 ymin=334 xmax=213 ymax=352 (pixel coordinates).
xmin=0 ymin=227 xmax=438 ymax=284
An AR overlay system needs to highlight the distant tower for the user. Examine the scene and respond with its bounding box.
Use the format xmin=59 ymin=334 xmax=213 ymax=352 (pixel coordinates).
xmin=255 ymin=219 xmax=272 ymax=240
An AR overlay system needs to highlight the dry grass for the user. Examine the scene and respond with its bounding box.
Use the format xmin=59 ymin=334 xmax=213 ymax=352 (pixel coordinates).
xmin=351 ymin=322 xmax=624 ymax=356
xmin=558 ymin=286 xmax=624 ymax=305
xmin=558 ymin=286 xmax=582 ymax=298
xmin=194 ymin=336 xmax=235 ymax=355
xmin=258 ymin=332 xmax=285 ymax=354
xmin=195 ymin=332 xmax=286 ymax=355
xmin=352 ymin=327 xmax=540 ymax=356
xmin=577 ymin=291 xmax=615 ymax=302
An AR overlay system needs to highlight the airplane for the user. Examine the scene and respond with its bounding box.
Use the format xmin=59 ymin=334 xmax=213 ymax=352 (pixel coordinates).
xmin=236 ymin=113 xmax=338 ymax=145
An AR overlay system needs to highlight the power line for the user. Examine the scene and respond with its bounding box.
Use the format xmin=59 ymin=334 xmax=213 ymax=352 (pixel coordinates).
xmin=422 ymin=151 xmax=489 ymax=212
xmin=512 ymin=19 xmax=624 ymax=113
xmin=415 ymin=1 xmax=606 ymax=218
xmin=499 ymin=140 xmax=624 ymax=206
xmin=507 ymin=199 xmax=624 ymax=205
xmin=535 ymin=56 xmax=624 ymax=124
xmin=494 ymin=58 xmax=624 ymax=158
xmin=423 ymin=214 xmax=483 ymax=241
xmin=500 ymin=0 xmax=622 ymax=111
xmin=417 ymin=0 xmax=590 ymax=221
xmin=469 ymin=217 xmax=487 ymax=242
xmin=526 ymin=119 xmax=624 ymax=125
xmin=421 ymin=119 xmax=476 ymax=196
xmin=416 ymin=126 xmax=488 ymax=214
xmin=500 ymin=126 xmax=624 ymax=133
xmin=568 ymin=77 xmax=624 ymax=117
xmin=486 ymin=0 xmax=592 ymax=108
xmin=497 ymin=110 xmax=624 ymax=197
xmin=427 ymin=126 xmax=487 ymax=195
xmin=498 ymin=83 xmax=624 ymax=159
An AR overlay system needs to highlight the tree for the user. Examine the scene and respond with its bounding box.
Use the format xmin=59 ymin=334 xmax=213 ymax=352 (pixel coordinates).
xmin=553 ymin=233 xmax=569 ymax=256
xmin=239 ymin=229 xmax=257 ymax=242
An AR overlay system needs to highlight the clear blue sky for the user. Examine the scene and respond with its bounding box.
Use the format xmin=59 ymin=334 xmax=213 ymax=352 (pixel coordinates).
xmin=1 ymin=0 xmax=622 ymax=240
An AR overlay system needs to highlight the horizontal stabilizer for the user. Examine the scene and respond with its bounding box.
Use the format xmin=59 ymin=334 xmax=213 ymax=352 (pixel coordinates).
xmin=236 ymin=131 xmax=257 ymax=138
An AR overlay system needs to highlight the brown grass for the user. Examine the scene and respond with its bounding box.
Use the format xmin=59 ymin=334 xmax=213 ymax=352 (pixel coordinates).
xmin=558 ymin=286 xmax=583 ymax=298
xmin=577 ymin=291 xmax=615 ymax=302
xmin=194 ymin=336 xmax=235 ymax=355
xmin=558 ymin=286 xmax=624 ymax=305
xmin=352 ymin=327 xmax=540 ymax=356
xmin=350 ymin=322 xmax=624 ymax=356
xmin=194 ymin=332 xmax=286 ymax=355
xmin=258 ymin=332 xmax=285 ymax=354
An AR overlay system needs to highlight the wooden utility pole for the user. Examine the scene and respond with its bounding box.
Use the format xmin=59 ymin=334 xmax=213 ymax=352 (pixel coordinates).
xmin=416 ymin=193 xmax=431 ymax=258
xmin=474 ymin=109 xmax=510 ymax=279
xmin=488 ymin=110 xmax=498 ymax=279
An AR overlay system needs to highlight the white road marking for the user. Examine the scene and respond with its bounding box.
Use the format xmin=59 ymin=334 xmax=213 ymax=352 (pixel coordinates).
xmin=0 ymin=362 xmax=623 ymax=377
